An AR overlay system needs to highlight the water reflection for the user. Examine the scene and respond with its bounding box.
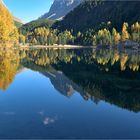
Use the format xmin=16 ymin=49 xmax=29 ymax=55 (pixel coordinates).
xmin=93 ymin=48 xmax=140 ymax=71
xmin=22 ymin=47 xmax=140 ymax=72
xmin=0 ymin=47 xmax=140 ymax=112
xmin=0 ymin=48 xmax=20 ymax=90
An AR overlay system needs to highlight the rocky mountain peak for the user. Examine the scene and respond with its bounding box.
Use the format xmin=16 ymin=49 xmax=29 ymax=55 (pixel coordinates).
xmin=40 ymin=0 xmax=81 ymax=20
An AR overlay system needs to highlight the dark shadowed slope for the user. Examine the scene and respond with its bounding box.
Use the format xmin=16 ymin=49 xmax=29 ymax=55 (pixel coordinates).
xmin=54 ymin=0 xmax=140 ymax=33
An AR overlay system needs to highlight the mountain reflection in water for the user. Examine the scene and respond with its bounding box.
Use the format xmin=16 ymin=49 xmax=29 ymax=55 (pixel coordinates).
xmin=0 ymin=47 xmax=140 ymax=112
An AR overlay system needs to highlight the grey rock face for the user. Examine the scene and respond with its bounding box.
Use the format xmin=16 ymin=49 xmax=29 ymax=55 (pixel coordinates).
xmin=40 ymin=0 xmax=81 ymax=20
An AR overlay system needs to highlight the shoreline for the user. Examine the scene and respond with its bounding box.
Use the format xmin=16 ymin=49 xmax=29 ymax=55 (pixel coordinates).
xmin=19 ymin=40 xmax=140 ymax=50
xmin=1 ymin=41 xmax=139 ymax=50
xmin=20 ymin=44 xmax=96 ymax=49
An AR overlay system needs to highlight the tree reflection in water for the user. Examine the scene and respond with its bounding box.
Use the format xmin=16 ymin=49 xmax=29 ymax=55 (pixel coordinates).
xmin=0 ymin=48 xmax=20 ymax=90
xmin=0 ymin=47 xmax=140 ymax=112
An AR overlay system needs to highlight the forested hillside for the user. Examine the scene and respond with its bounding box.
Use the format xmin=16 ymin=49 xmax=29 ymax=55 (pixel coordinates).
xmin=14 ymin=16 xmax=23 ymax=28
xmin=7 ymin=0 xmax=140 ymax=47
xmin=19 ymin=19 xmax=55 ymax=35
xmin=14 ymin=21 xmax=23 ymax=28
xmin=54 ymin=0 xmax=140 ymax=33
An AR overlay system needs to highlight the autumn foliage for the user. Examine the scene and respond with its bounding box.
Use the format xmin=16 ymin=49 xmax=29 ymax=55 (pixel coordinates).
xmin=0 ymin=3 xmax=18 ymax=45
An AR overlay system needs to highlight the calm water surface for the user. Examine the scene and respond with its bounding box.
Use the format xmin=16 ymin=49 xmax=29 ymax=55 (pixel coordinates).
xmin=0 ymin=48 xmax=140 ymax=138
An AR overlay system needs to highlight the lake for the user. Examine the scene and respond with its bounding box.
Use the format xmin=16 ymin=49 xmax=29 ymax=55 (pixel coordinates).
xmin=0 ymin=47 xmax=140 ymax=139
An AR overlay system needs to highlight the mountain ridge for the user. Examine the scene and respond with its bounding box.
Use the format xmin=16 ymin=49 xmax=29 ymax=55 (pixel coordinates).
xmin=40 ymin=0 xmax=81 ymax=20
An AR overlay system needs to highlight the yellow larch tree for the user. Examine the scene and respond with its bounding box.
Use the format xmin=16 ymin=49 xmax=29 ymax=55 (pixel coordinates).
xmin=0 ymin=2 xmax=18 ymax=45
xmin=121 ymin=22 xmax=130 ymax=41
xmin=131 ymin=22 xmax=140 ymax=42
xmin=112 ymin=28 xmax=121 ymax=44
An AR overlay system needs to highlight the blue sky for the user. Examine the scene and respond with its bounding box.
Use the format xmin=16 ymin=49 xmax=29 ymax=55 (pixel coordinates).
xmin=4 ymin=0 xmax=54 ymax=23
